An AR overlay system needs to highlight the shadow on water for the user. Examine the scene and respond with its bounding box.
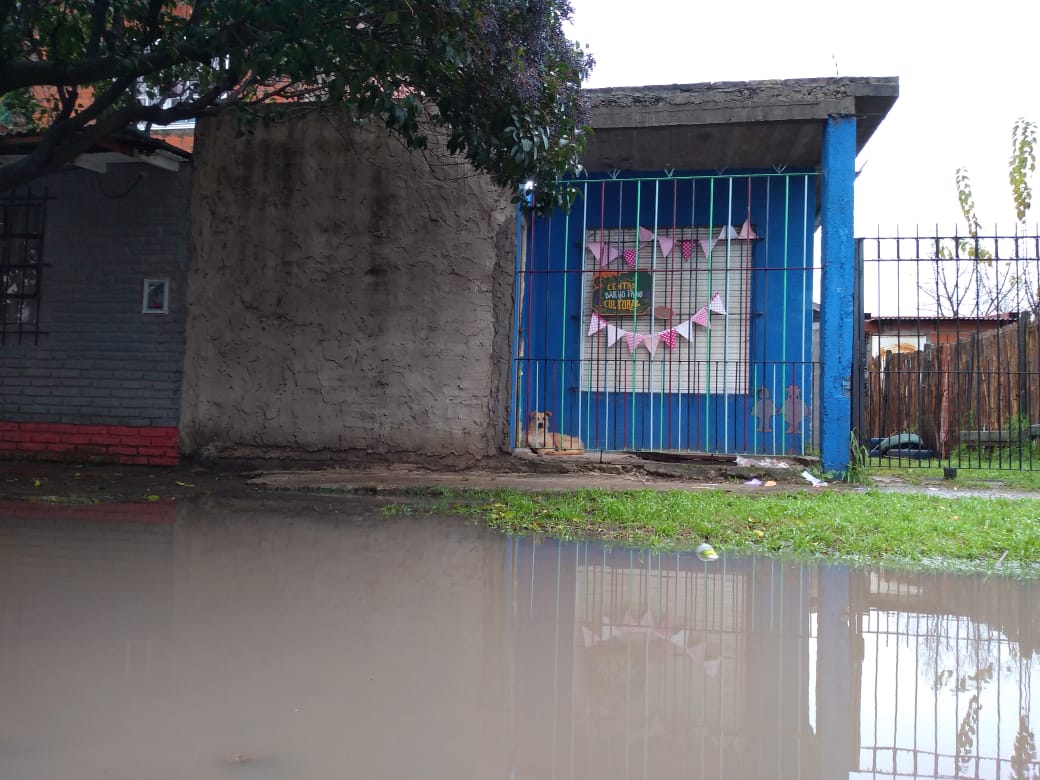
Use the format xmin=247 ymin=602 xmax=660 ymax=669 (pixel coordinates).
xmin=0 ymin=495 xmax=1038 ymax=779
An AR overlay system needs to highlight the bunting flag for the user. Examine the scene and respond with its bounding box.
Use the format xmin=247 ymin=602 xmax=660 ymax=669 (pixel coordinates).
xmin=588 ymin=312 xmax=608 ymax=336
xmin=698 ymin=235 xmax=718 ymax=258
xmin=680 ymin=239 xmax=693 ymax=260
xmin=708 ymin=291 xmax=727 ymax=315
xmin=736 ymin=217 xmax=759 ymax=240
xmin=645 ymin=332 xmax=659 ymax=355
xmin=587 ymin=291 xmax=726 ymax=355
xmin=716 ymin=225 xmax=738 ymax=241
xmin=586 ymin=241 xmax=619 ymax=267
xmin=622 ymin=248 xmax=637 ymax=269
xmin=637 ymin=227 xmax=677 ymax=258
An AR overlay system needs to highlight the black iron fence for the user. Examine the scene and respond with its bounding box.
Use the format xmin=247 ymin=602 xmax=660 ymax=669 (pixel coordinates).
xmin=856 ymin=230 xmax=1040 ymax=470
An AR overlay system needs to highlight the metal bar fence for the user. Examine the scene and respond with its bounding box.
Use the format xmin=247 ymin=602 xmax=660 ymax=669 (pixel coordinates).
xmin=858 ymin=229 xmax=1040 ymax=470
xmin=513 ymin=171 xmax=819 ymax=457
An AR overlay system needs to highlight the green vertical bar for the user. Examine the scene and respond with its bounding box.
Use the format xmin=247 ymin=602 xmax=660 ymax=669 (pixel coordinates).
xmin=705 ymin=179 xmax=714 ymax=451
xmin=581 ymin=182 xmax=592 ymax=446
xmin=724 ymin=175 xmax=733 ymax=452
xmin=781 ymin=175 xmax=790 ymax=441
xmin=655 ymin=179 xmax=663 ymax=451
xmin=800 ymin=175 xmax=810 ymax=455
xmin=560 ymin=205 xmax=570 ymax=433
xmin=631 ymin=182 xmax=641 ymax=451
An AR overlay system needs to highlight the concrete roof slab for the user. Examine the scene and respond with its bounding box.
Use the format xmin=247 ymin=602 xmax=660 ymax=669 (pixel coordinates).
xmin=583 ymin=76 xmax=899 ymax=172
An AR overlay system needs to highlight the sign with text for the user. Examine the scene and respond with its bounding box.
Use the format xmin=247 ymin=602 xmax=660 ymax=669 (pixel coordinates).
xmin=592 ymin=271 xmax=653 ymax=317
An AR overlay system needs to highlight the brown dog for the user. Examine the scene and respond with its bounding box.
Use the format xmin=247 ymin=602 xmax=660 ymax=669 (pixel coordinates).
xmin=527 ymin=411 xmax=585 ymax=455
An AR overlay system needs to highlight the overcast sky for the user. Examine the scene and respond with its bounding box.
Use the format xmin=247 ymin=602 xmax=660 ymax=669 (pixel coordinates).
xmin=566 ymin=0 xmax=1040 ymax=235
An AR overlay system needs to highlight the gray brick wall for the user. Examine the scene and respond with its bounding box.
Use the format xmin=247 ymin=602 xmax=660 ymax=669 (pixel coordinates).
xmin=0 ymin=163 xmax=191 ymax=426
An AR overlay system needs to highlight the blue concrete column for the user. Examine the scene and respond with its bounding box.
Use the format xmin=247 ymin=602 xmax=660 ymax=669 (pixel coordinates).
xmin=819 ymin=116 xmax=857 ymax=474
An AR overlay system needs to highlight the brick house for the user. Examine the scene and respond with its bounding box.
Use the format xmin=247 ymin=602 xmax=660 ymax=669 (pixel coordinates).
xmin=0 ymin=130 xmax=192 ymax=464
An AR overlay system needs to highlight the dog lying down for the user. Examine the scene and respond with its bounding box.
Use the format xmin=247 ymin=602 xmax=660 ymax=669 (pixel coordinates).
xmin=527 ymin=411 xmax=585 ymax=455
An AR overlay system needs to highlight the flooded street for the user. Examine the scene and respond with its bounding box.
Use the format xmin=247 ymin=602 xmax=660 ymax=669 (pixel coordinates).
xmin=1 ymin=496 xmax=1039 ymax=779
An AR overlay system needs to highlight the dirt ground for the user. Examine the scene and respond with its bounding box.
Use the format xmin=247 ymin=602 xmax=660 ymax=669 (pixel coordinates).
xmin=0 ymin=451 xmax=837 ymax=505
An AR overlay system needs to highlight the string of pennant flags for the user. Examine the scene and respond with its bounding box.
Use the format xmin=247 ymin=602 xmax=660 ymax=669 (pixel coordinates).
xmin=587 ymin=218 xmax=759 ymax=269
xmin=589 ymin=292 xmax=728 ymax=355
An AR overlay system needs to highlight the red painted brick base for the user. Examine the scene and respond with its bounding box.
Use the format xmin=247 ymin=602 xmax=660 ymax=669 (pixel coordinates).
xmin=0 ymin=422 xmax=178 ymax=465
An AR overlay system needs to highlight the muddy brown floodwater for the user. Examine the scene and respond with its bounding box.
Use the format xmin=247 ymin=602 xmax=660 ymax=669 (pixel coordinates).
xmin=1 ymin=494 xmax=1039 ymax=779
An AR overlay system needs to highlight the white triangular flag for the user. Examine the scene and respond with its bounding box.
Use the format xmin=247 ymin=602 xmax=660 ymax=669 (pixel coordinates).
xmin=645 ymin=332 xmax=659 ymax=356
xmin=673 ymin=319 xmax=692 ymax=340
xmin=736 ymin=217 xmax=758 ymax=240
xmin=606 ymin=324 xmax=622 ymax=347
xmin=716 ymin=225 xmax=738 ymax=241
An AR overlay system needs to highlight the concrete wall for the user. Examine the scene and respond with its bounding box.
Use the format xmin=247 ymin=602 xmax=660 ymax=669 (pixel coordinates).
xmin=181 ymin=113 xmax=516 ymax=464
xmin=0 ymin=164 xmax=191 ymax=463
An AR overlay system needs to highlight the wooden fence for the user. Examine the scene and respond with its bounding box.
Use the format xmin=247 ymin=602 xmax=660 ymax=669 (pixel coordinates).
xmin=862 ymin=318 xmax=1040 ymax=458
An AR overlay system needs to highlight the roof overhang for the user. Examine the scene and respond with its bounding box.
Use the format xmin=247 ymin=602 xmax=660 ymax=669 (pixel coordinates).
xmin=0 ymin=127 xmax=192 ymax=174
xmin=582 ymin=76 xmax=899 ymax=172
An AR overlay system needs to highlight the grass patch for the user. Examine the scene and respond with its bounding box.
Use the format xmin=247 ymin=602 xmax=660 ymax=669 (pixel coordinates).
xmin=451 ymin=487 xmax=1040 ymax=575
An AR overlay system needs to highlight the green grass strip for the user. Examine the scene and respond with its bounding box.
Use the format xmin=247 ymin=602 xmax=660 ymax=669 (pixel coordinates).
xmin=452 ymin=488 xmax=1040 ymax=576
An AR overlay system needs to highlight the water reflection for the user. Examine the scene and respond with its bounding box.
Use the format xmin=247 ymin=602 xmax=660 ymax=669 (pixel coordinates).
xmin=0 ymin=498 xmax=1038 ymax=779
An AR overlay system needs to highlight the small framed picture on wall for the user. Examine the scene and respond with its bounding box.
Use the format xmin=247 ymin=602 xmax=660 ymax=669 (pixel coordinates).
xmin=142 ymin=278 xmax=169 ymax=314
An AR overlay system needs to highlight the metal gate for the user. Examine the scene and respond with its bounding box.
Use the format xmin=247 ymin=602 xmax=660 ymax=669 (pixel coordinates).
xmin=856 ymin=230 xmax=1040 ymax=470
xmin=512 ymin=171 xmax=819 ymax=457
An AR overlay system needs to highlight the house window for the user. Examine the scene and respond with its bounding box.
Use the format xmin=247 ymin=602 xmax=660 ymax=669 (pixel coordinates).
xmin=0 ymin=193 xmax=45 ymax=345
xmin=581 ymin=226 xmax=751 ymax=394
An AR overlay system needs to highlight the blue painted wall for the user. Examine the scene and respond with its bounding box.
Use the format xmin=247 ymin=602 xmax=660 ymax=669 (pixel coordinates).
xmin=819 ymin=117 xmax=857 ymax=473
xmin=516 ymin=170 xmax=817 ymax=455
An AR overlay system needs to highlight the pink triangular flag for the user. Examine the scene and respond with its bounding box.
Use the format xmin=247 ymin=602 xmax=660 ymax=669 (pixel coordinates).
xmin=660 ymin=329 xmax=677 ymax=349
xmin=622 ymin=248 xmax=637 ymax=269
xmin=625 ymin=332 xmax=643 ymax=353
xmin=691 ymin=307 xmax=710 ymax=328
xmin=673 ymin=320 xmax=692 ymax=340
xmin=709 ymin=292 xmax=727 ymax=316
xmin=699 ymin=236 xmax=717 ymax=257
xmin=588 ymin=312 xmax=607 ymax=336
xmin=657 ymin=235 xmax=674 ymax=258
xmin=639 ymin=226 xmax=656 ymax=244
xmin=606 ymin=324 xmax=622 ymax=347
xmin=588 ymin=242 xmax=619 ymax=267
xmin=680 ymin=240 xmax=693 ymax=260
xmin=645 ymin=333 xmax=659 ymax=355
xmin=737 ymin=217 xmax=758 ymax=240
xmin=716 ymin=225 xmax=738 ymax=241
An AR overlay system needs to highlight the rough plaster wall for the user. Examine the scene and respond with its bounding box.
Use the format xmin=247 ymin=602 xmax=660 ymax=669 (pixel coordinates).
xmin=181 ymin=113 xmax=516 ymax=463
